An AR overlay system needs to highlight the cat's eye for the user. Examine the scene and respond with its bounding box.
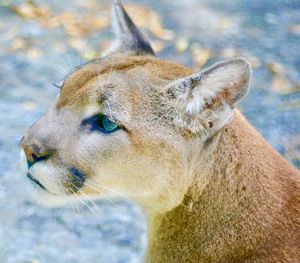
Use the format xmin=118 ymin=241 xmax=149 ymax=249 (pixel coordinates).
xmin=96 ymin=114 xmax=119 ymax=133
xmin=81 ymin=113 xmax=121 ymax=133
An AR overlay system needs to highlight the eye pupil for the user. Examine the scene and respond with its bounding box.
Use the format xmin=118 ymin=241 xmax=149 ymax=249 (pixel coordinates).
xmin=97 ymin=115 xmax=119 ymax=133
xmin=102 ymin=117 xmax=118 ymax=131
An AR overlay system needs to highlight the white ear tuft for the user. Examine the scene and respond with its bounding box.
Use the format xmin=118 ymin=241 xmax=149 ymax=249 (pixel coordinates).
xmin=170 ymin=58 xmax=251 ymax=115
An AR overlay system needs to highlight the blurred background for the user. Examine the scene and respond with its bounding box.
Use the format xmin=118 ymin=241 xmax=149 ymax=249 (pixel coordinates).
xmin=0 ymin=0 xmax=299 ymax=262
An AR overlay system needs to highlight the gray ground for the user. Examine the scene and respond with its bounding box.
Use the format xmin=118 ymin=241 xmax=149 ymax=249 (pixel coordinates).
xmin=0 ymin=0 xmax=299 ymax=262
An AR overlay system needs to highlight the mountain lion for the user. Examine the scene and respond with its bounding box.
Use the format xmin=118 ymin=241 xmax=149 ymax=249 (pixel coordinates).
xmin=21 ymin=1 xmax=300 ymax=262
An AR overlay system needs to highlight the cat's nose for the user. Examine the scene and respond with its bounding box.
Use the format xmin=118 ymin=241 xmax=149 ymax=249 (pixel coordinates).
xmin=21 ymin=136 xmax=53 ymax=168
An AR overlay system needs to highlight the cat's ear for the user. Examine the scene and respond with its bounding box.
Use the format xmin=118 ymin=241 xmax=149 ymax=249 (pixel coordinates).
xmin=167 ymin=58 xmax=251 ymax=133
xmin=170 ymin=58 xmax=251 ymax=114
xmin=108 ymin=0 xmax=155 ymax=56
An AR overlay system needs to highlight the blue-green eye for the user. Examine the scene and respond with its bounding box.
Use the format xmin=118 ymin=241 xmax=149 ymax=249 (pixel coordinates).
xmin=97 ymin=114 xmax=119 ymax=133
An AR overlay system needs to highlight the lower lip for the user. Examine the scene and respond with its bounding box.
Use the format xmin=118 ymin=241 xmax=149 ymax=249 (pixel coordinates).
xmin=27 ymin=173 xmax=47 ymax=191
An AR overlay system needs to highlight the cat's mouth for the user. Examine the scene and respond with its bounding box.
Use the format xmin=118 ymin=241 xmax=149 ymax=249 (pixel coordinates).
xmin=27 ymin=172 xmax=47 ymax=191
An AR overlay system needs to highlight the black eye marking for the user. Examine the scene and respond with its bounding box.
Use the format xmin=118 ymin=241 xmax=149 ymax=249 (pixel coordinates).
xmin=81 ymin=113 xmax=121 ymax=133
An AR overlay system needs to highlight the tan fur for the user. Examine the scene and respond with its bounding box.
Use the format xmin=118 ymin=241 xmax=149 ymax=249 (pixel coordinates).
xmin=57 ymin=55 xmax=192 ymax=108
xmin=21 ymin=52 xmax=300 ymax=263
xmin=147 ymin=112 xmax=300 ymax=263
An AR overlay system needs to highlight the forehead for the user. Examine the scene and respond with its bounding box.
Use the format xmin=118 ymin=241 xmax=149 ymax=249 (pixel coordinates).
xmin=57 ymin=54 xmax=192 ymax=109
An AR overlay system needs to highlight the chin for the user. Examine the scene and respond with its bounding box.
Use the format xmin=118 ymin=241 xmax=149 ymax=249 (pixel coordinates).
xmin=27 ymin=184 xmax=79 ymax=207
xmin=26 ymin=178 xmax=103 ymax=208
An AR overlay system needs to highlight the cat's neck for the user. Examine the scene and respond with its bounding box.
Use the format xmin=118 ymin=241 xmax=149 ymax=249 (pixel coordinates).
xmin=145 ymin=112 xmax=300 ymax=263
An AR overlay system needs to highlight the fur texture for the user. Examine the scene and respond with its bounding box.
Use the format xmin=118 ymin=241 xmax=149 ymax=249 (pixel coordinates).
xmin=21 ymin=2 xmax=300 ymax=263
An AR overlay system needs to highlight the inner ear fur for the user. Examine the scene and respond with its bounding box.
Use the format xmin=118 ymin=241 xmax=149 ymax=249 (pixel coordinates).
xmin=169 ymin=58 xmax=252 ymax=115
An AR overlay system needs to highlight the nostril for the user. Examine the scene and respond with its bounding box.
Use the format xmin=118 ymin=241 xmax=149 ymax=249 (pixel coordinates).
xmin=22 ymin=139 xmax=53 ymax=168
xmin=33 ymin=152 xmax=49 ymax=162
xmin=27 ymin=152 xmax=50 ymax=168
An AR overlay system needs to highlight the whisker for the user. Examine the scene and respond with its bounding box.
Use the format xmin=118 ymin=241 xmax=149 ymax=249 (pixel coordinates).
xmin=66 ymin=48 xmax=75 ymax=70
xmin=69 ymin=186 xmax=99 ymax=216
xmin=105 ymin=100 xmax=113 ymax=118
xmin=108 ymin=97 xmax=130 ymax=119
xmin=70 ymin=200 xmax=80 ymax=215
xmin=62 ymin=43 xmax=80 ymax=72
xmin=85 ymin=178 xmax=134 ymax=202
xmin=77 ymin=189 xmax=103 ymax=213
xmin=78 ymin=186 xmax=126 ymax=215
xmin=83 ymin=181 xmax=120 ymax=207
xmin=106 ymin=65 xmax=115 ymax=85
xmin=157 ymin=170 xmax=190 ymax=209
xmin=58 ymin=173 xmax=81 ymax=216
xmin=49 ymin=63 xmax=69 ymax=77
xmin=85 ymin=178 xmax=163 ymax=213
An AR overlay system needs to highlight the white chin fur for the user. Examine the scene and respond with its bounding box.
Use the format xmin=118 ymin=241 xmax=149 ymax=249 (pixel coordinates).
xmin=20 ymin=149 xmax=64 ymax=195
xmin=29 ymin=186 xmax=79 ymax=207
xmin=30 ymin=161 xmax=65 ymax=195
xmin=20 ymin=149 xmax=76 ymax=207
xmin=28 ymin=184 xmax=101 ymax=208
xmin=20 ymin=149 xmax=100 ymax=208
